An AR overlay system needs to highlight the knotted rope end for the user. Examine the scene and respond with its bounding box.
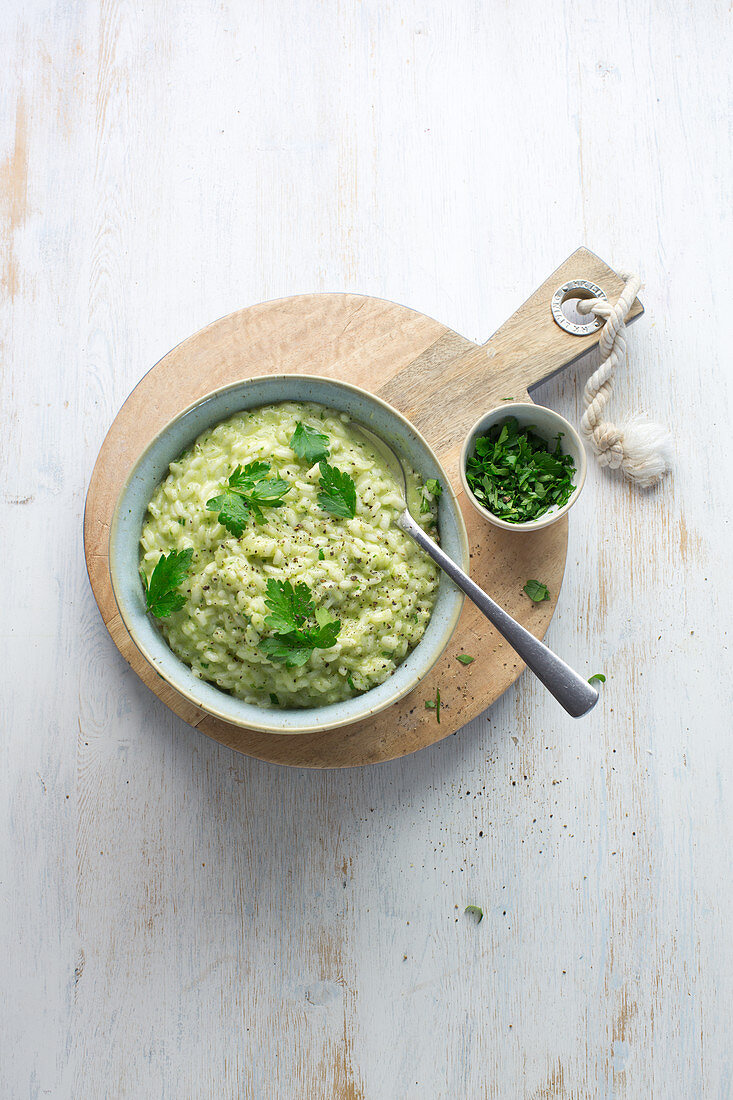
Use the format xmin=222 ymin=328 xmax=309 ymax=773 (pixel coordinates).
xmin=617 ymin=415 xmax=673 ymax=489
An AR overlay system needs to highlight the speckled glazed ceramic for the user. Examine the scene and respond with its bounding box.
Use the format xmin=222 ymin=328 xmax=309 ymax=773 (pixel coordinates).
xmin=109 ymin=375 xmax=469 ymax=734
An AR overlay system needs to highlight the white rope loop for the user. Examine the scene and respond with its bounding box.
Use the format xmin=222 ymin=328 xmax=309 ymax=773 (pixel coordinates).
xmin=576 ymin=273 xmax=672 ymax=488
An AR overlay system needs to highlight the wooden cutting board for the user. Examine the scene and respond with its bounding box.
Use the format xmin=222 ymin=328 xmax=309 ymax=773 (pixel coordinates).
xmin=84 ymin=247 xmax=641 ymax=767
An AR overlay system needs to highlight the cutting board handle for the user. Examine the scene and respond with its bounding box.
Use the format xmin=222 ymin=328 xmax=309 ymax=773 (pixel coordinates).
xmin=382 ymin=247 xmax=644 ymax=457
xmin=376 ymin=247 xmax=643 ymax=470
xmin=482 ymin=246 xmax=643 ymax=396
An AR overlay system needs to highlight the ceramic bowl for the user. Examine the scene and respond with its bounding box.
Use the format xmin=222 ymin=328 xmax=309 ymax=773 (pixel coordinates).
xmin=109 ymin=375 xmax=469 ymax=735
xmin=459 ymin=403 xmax=587 ymax=532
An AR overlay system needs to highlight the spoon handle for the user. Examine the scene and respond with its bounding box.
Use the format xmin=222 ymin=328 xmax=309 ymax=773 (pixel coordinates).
xmin=397 ymin=510 xmax=598 ymax=718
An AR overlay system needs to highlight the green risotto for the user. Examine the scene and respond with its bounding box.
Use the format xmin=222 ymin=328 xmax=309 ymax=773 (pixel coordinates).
xmin=140 ymin=402 xmax=440 ymax=708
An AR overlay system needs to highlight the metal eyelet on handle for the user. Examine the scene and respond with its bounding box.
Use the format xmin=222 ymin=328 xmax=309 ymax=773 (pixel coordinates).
xmin=551 ymin=279 xmax=608 ymax=336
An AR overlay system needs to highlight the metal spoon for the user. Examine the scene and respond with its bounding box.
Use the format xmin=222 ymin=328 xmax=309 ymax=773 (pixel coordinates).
xmin=355 ymin=425 xmax=599 ymax=718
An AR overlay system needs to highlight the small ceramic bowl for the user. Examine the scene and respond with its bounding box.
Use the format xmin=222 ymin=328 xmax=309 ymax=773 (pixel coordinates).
xmin=109 ymin=374 xmax=469 ymax=735
xmin=459 ymin=403 xmax=586 ymax=532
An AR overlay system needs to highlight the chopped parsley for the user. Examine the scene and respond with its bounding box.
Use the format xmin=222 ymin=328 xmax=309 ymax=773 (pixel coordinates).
xmin=464 ymin=905 xmax=483 ymax=923
xmin=269 ymin=692 xmax=280 ymax=705
xmin=456 ymin=654 xmax=475 ymax=665
xmin=523 ymin=579 xmax=550 ymax=602
xmin=141 ymin=548 xmax=193 ymax=619
xmin=420 ymin=477 xmax=442 ymax=514
xmin=317 ymin=461 xmax=357 ymax=519
xmin=465 ymin=416 xmax=576 ymax=523
xmin=258 ymin=578 xmax=341 ymax=667
xmin=318 ymin=548 xmax=325 ymax=560
xmin=347 ymin=675 xmax=357 ymax=691
xmin=207 ymin=461 xmax=290 ymax=535
xmin=289 ymin=421 xmax=330 ymax=465
xmin=588 ymin=673 xmax=606 ymax=686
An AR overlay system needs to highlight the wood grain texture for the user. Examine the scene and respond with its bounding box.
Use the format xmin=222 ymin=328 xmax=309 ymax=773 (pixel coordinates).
xmin=85 ymin=248 xmax=637 ymax=766
xmin=2 ymin=2 xmax=731 ymax=1098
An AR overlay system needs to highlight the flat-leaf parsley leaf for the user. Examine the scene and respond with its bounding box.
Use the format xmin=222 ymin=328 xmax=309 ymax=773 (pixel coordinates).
xmin=263 ymin=578 xmax=314 ymax=633
xmin=317 ymin=461 xmax=357 ymax=519
xmin=259 ymin=578 xmax=341 ymax=668
xmin=523 ymin=579 xmax=550 ymax=602
xmin=588 ymin=673 xmax=606 ymax=686
xmin=141 ymin=548 xmax=193 ymax=618
xmin=259 ymin=632 xmax=318 ymax=667
xmin=289 ymin=421 xmax=330 ymax=464
xmin=207 ymin=461 xmax=290 ymax=535
xmin=206 ymin=490 xmax=251 ymax=537
xmin=228 ymin=460 xmax=270 ymax=488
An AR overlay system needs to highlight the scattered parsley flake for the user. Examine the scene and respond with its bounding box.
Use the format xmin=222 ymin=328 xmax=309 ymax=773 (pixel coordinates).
xmin=464 ymin=905 xmax=483 ymax=923
xmin=425 ymin=687 xmax=441 ymax=722
xmin=588 ymin=673 xmax=606 ymax=686
xmin=420 ymin=477 xmax=442 ymax=514
xmin=289 ymin=421 xmax=330 ymax=465
xmin=141 ymin=548 xmax=193 ymax=619
xmin=317 ymin=461 xmax=357 ymax=519
xmin=318 ymin=548 xmax=325 ymax=560
xmin=269 ymin=692 xmax=279 ymax=705
xmin=456 ymin=654 xmax=475 ymax=665
xmin=347 ymin=675 xmax=357 ymax=691
xmin=523 ymin=579 xmax=550 ymax=602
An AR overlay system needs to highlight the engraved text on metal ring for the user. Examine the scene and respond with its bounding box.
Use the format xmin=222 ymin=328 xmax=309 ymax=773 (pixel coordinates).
xmin=551 ymin=279 xmax=608 ymax=336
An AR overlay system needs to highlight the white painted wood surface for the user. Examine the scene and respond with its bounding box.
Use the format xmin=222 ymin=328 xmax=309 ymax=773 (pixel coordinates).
xmin=2 ymin=2 xmax=731 ymax=1096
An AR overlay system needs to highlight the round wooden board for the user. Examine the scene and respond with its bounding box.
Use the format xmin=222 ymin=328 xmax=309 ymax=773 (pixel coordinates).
xmin=85 ymin=252 xmax=639 ymax=766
